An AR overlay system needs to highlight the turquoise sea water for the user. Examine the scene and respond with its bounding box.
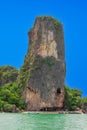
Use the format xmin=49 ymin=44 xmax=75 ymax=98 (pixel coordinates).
xmin=0 ymin=113 xmax=87 ymax=130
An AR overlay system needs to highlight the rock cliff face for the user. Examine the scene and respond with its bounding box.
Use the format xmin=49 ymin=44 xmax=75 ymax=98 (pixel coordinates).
xmin=20 ymin=16 xmax=66 ymax=111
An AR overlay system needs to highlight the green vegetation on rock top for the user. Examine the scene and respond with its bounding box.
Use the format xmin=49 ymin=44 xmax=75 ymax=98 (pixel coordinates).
xmin=36 ymin=16 xmax=62 ymax=29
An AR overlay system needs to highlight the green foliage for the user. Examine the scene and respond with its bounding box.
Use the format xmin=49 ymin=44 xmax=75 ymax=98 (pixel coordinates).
xmin=81 ymin=97 xmax=87 ymax=106
xmin=64 ymin=86 xmax=82 ymax=110
xmin=0 ymin=65 xmax=18 ymax=86
xmin=19 ymin=43 xmax=35 ymax=89
xmin=0 ymin=100 xmax=15 ymax=112
xmin=0 ymin=82 xmax=26 ymax=112
xmin=52 ymin=18 xmax=61 ymax=29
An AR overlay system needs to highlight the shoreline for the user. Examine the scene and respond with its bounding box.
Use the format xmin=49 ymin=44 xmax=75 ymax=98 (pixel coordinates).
xmin=0 ymin=109 xmax=85 ymax=114
xmin=22 ymin=110 xmax=85 ymax=114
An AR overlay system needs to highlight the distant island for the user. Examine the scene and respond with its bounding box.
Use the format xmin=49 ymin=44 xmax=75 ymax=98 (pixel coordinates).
xmin=0 ymin=16 xmax=87 ymax=113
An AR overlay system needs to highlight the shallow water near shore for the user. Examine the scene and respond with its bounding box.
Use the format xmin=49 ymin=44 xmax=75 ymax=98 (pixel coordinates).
xmin=0 ymin=113 xmax=86 ymax=130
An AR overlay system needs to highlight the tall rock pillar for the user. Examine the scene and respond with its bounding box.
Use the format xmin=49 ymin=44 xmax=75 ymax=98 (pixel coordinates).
xmin=20 ymin=16 xmax=66 ymax=111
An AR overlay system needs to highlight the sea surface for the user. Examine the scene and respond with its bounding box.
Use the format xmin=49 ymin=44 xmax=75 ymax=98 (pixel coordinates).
xmin=0 ymin=113 xmax=87 ymax=130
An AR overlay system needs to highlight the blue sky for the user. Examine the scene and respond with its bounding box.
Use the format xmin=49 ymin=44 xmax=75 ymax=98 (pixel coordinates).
xmin=0 ymin=0 xmax=87 ymax=96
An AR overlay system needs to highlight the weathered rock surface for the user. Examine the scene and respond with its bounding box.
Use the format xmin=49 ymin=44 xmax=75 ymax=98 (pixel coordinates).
xmin=20 ymin=16 xmax=66 ymax=111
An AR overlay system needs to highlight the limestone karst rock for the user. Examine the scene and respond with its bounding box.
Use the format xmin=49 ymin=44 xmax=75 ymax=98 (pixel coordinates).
xmin=20 ymin=16 xmax=66 ymax=111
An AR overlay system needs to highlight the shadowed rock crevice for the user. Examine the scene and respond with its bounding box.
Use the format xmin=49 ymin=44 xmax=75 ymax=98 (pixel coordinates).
xmin=57 ymin=88 xmax=61 ymax=94
xmin=40 ymin=107 xmax=61 ymax=111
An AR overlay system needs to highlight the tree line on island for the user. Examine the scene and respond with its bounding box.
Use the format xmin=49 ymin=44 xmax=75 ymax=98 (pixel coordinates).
xmin=0 ymin=65 xmax=87 ymax=113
